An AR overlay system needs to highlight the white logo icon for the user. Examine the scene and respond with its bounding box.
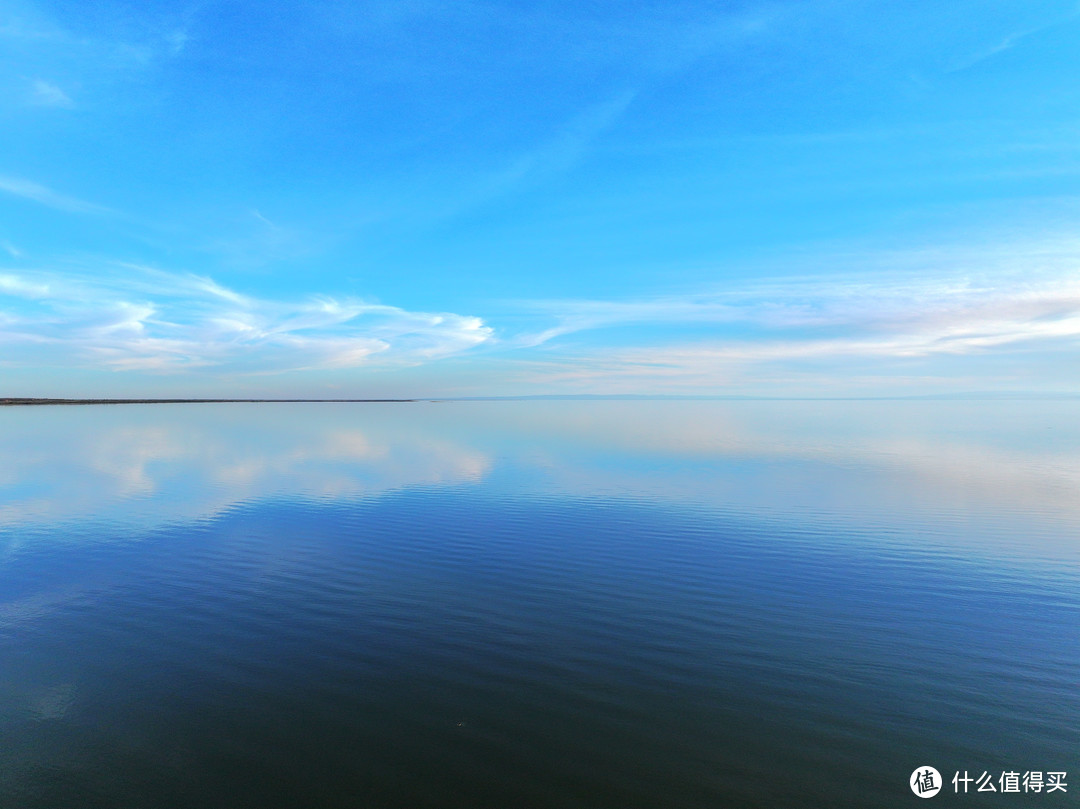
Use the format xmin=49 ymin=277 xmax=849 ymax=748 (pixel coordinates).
xmin=911 ymin=766 xmax=942 ymax=798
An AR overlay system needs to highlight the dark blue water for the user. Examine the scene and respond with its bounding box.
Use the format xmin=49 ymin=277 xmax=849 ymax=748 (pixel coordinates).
xmin=1 ymin=401 xmax=1077 ymax=807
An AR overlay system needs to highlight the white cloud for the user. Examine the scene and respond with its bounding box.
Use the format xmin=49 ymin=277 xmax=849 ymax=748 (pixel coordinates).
xmin=166 ymin=29 xmax=188 ymax=56
xmin=436 ymin=90 xmax=638 ymax=218
xmin=486 ymin=90 xmax=636 ymax=194
xmin=0 ymin=266 xmax=493 ymax=375
xmin=0 ymin=176 xmax=111 ymax=214
xmin=29 ymin=78 xmax=73 ymax=107
xmin=514 ymin=238 xmax=1080 ymax=344
xmin=506 ymin=244 xmax=1080 ymax=393
xmin=0 ymin=273 xmax=50 ymax=298
xmin=513 ymin=297 xmax=743 ymax=347
xmin=947 ymin=8 xmax=1080 ymax=74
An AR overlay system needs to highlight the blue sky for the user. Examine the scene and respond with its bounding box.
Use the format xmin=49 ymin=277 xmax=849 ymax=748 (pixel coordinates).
xmin=2 ymin=0 xmax=1079 ymax=397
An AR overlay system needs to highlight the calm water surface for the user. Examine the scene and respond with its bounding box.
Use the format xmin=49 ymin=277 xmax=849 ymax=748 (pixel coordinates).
xmin=1 ymin=401 xmax=1078 ymax=808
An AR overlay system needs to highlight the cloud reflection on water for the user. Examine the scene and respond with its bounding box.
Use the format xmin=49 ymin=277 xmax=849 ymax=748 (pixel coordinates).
xmin=0 ymin=403 xmax=493 ymax=532
xmin=1 ymin=400 xmax=1078 ymax=562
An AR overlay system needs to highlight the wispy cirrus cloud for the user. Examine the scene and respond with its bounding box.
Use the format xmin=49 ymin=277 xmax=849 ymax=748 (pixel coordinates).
xmin=512 ymin=297 xmax=743 ymax=347
xmin=946 ymin=6 xmax=1080 ymax=74
xmin=28 ymin=78 xmax=73 ymax=107
xmin=483 ymin=91 xmax=636 ymax=196
xmin=507 ymin=242 xmax=1080 ymax=393
xmin=2 ymin=0 xmax=195 ymax=122
xmin=0 ymin=273 xmax=50 ymax=298
xmin=0 ymin=266 xmax=492 ymax=374
xmin=516 ymin=280 xmax=1080 ymax=348
xmin=0 ymin=175 xmax=112 ymax=215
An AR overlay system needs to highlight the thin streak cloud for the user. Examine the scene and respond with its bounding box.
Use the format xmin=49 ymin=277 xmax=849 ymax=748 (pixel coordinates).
xmin=0 ymin=273 xmax=50 ymax=298
xmin=514 ymin=257 xmax=1080 ymax=347
xmin=947 ymin=8 xmax=1080 ymax=73
xmin=508 ymin=259 xmax=1080 ymax=393
xmin=457 ymin=90 xmax=638 ymax=213
xmin=0 ymin=176 xmax=112 ymax=215
xmin=0 ymin=267 xmax=493 ymax=375
xmin=29 ymin=78 xmax=74 ymax=108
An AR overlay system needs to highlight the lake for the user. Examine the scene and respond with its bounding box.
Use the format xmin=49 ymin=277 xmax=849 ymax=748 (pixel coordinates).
xmin=1 ymin=400 xmax=1077 ymax=807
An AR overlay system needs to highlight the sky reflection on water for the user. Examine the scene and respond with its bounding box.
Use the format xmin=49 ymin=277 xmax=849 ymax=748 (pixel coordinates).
xmin=2 ymin=400 xmax=1078 ymax=562
xmin=1 ymin=401 xmax=1078 ymax=809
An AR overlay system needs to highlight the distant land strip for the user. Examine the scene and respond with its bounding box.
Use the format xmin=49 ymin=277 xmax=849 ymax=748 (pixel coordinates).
xmin=0 ymin=398 xmax=418 ymax=406
xmin=4 ymin=393 xmax=1078 ymax=406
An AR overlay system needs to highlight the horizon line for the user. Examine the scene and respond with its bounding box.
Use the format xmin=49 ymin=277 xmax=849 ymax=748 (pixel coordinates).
xmin=4 ymin=392 xmax=1080 ymax=406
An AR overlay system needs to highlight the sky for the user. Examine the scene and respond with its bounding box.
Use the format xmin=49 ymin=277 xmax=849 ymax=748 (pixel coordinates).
xmin=1 ymin=0 xmax=1079 ymax=398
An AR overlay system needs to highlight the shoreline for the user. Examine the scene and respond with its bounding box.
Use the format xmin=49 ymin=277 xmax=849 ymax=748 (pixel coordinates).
xmin=0 ymin=398 xmax=419 ymax=406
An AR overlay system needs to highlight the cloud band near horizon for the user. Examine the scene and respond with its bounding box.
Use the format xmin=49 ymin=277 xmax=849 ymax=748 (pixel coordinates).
xmin=1 ymin=247 xmax=1078 ymax=395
